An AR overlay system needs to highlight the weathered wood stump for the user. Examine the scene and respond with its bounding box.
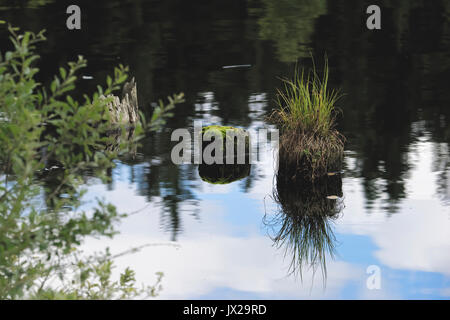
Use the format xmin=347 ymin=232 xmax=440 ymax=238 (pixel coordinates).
xmin=101 ymin=77 xmax=139 ymax=126
xmin=99 ymin=78 xmax=139 ymax=157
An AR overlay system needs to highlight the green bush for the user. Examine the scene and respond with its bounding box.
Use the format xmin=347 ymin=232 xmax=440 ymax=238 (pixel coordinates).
xmin=0 ymin=23 xmax=183 ymax=299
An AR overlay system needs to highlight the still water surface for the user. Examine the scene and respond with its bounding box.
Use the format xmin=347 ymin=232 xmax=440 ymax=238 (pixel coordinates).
xmin=1 ymin=0 xmax=449 ymax=299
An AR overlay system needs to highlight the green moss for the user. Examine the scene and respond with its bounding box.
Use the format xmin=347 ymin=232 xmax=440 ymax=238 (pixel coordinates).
xmin=201 ymin=125 xmax=250 ymax=158
xmin=201 ymin=125 xmax=235 ymax=136
xmin=201 ymin=125 xmax=248 ymax=143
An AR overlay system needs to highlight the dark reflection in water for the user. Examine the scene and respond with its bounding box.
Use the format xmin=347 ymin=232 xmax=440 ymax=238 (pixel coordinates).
xmin=199 ymin=163 xmax=251 ymax=185
xmin=1 ymin=0 xmax=448 ymax=239
xmin=265 ymin=166 xmax=344 ymax=279
xmin=312 ymin=1 xmax=450 ymax=212
xmin=118 ymin=132 xmax=201 ymax=241
xmin=254 ymin=0 xmax=327 ymax=62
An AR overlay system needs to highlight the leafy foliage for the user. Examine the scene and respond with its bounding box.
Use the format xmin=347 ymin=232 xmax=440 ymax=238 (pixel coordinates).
xmin=0 ymin=24 xmax=183 ymax=299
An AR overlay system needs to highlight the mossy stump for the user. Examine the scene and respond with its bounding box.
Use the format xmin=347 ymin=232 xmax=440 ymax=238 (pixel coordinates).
xmin=201 ymin=125 xmax=250 ymax=164
xmin=277 ymin=128 xmax=345 ymax=180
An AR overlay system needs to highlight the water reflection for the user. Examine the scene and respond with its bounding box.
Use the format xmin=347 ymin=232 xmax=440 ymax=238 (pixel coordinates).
xmin=1 ymin=0 xmax=449 ymax=298
xmin=255 ymin=0 xmax=327 ymax=62
xmin=0 ymin=0 xmax=447 ymax=221
xmin=199 ymin=163 xmax=251 ymax=185
xmin=312 ymin=0 xmax=450 ymax=213
xmin=265 ymin=167 xmax=344 ymax=279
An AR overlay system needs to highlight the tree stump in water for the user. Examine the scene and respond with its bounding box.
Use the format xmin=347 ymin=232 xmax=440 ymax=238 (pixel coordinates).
xmin=101 ymin=77 xmax=139 ymax=126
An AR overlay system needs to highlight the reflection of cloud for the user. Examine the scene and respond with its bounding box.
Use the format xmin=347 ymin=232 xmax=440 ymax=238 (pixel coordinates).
xmin=372 ymin=204 xmax=450 ymax=276
xmin=84 ymin=234 xmax=360 ymax=299
xmin=81 ymin=182 xmax=360 ymax=299
xmin=338 ymin=141 xmax=450 ymax=277
xmin=200 ymin=182 xmax=234 ymax=194
xmin=81 ymin=138 xmax=450 ymax=298
xmin=440 ymin=288 xmax=450 ymax=297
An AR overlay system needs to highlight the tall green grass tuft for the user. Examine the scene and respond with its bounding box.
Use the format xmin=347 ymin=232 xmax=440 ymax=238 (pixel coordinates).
xmin=269 ymin=58 xmax=345 ymax=180
xmin=271 ymin=59 xmax=340 ymax=136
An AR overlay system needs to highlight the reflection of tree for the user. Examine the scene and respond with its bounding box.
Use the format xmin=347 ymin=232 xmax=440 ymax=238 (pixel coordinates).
xmin=0 ymin=0 xmax=269 ymax=240
xmin=432 ymin=143 xmax=450 ymax=205
xmin=0 ymin=0 xmax=54 ymax=8
xmin=0 ymin=1 xmax=285 ymax=196
xmin=208 ymin=69 xmax=253 ymax=126
xmin=121 ymin=132 xmax=200 ymax=241
xmin=310 ymin=0 xmax=450 ymax=213
xmin=265 ymin=165 xmax=343 ymax=280
xmin=257 ymin=0 xmax=327 ymax=62
xmin=5 ymin=0 xmax=449 ymax=236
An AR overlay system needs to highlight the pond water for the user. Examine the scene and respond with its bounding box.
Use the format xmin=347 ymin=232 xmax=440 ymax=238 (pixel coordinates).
xmin=1 ymin=0 xmax=449 ymax=299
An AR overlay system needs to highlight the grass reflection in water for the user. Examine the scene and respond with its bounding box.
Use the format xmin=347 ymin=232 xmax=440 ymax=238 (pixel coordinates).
xmin=265 ymin=165 xmax=344 ymax=281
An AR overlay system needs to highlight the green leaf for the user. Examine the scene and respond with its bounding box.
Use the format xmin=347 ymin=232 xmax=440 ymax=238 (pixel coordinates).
xmin=59 ymin=67 xmax=67 ymax=80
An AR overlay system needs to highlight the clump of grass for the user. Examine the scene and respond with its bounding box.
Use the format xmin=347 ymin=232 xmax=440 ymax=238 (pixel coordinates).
xmin=271 ymin=59 xmax=339 ymax=134
xmin=269 ymin=59 xmax=345 ymax=179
